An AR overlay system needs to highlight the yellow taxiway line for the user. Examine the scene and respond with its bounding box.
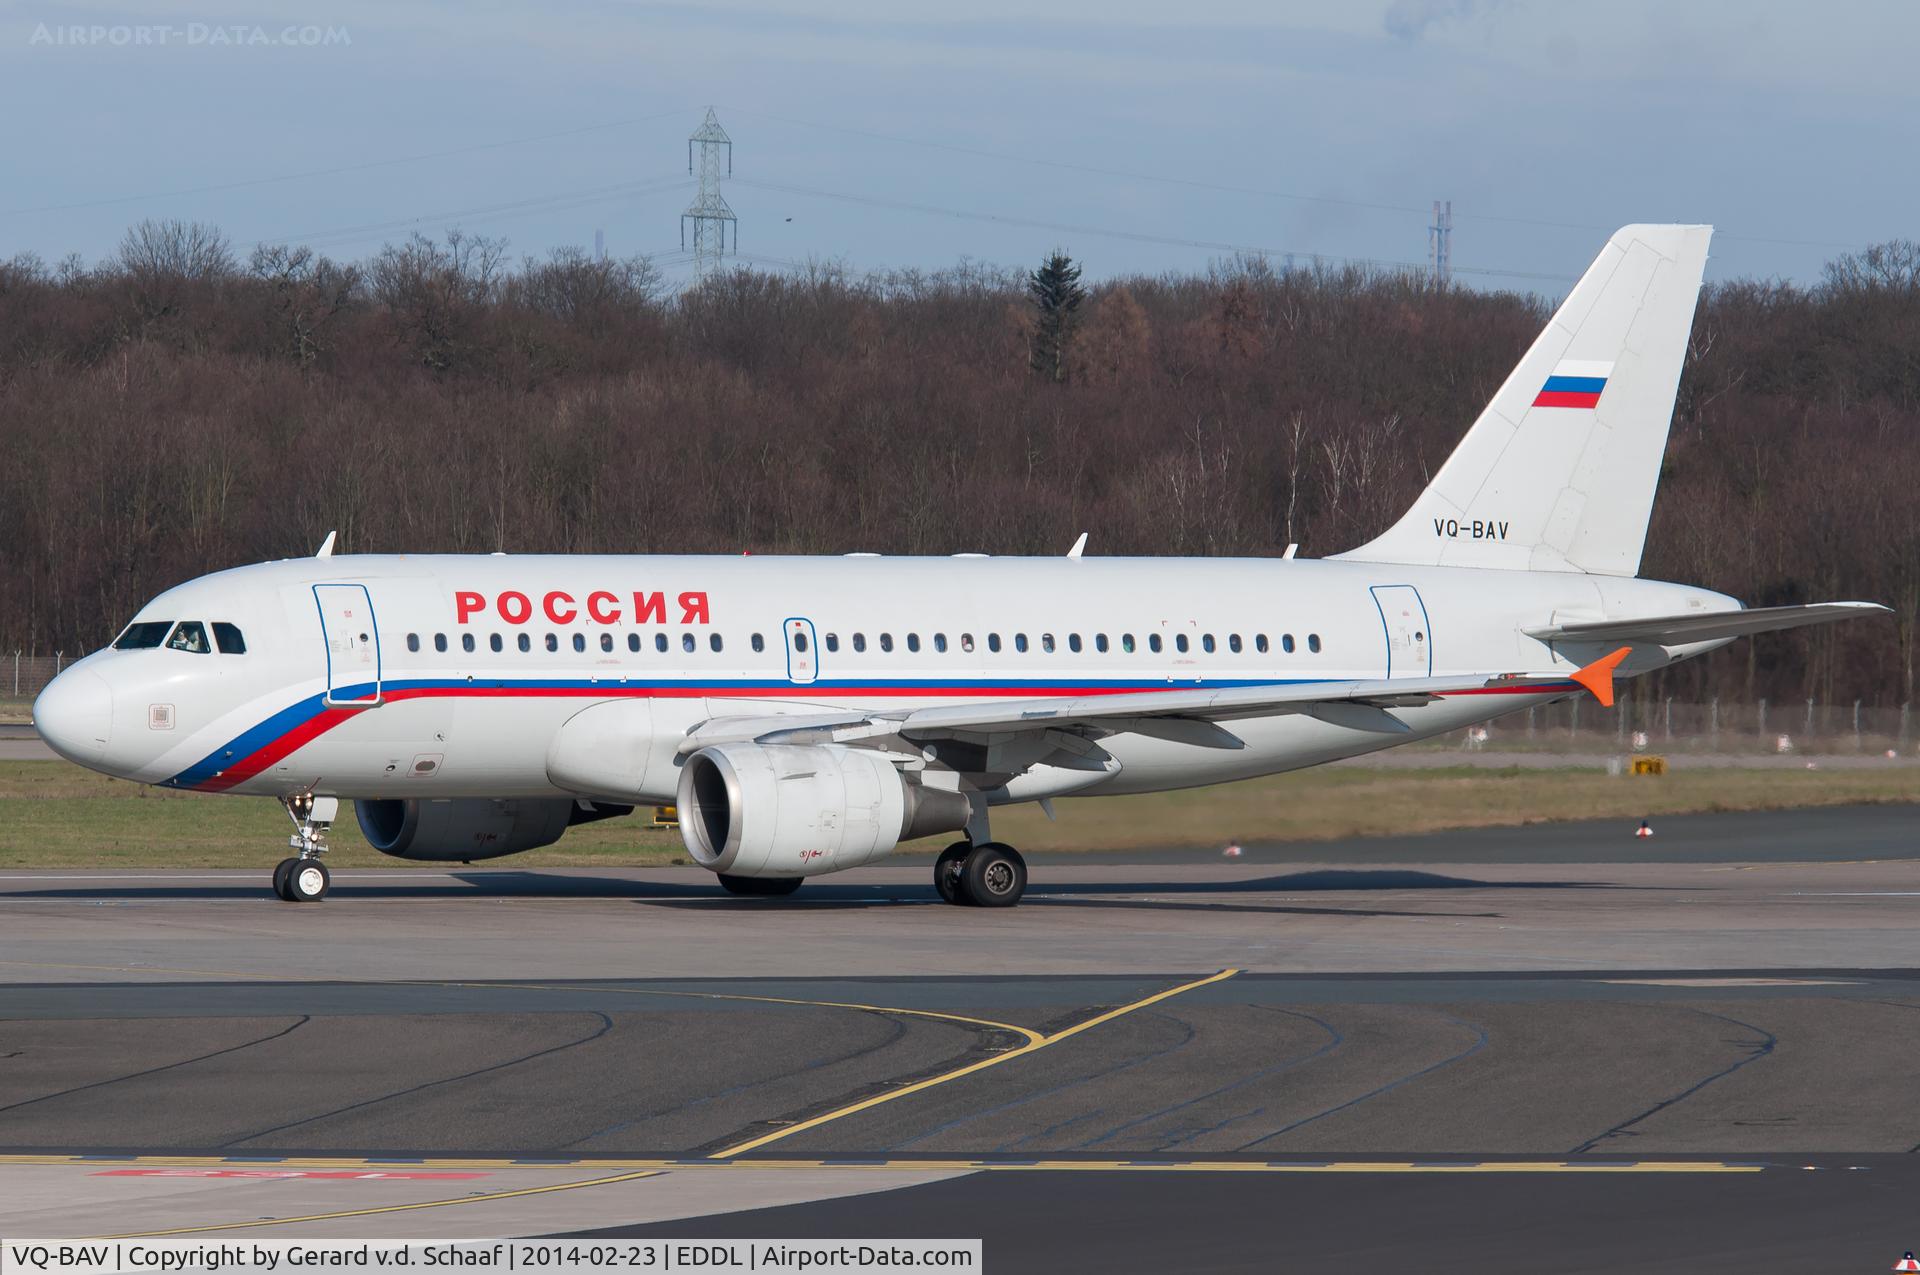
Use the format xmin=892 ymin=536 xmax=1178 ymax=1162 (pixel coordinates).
xmin=709 ymin=967 xmax=1241 ymax=1157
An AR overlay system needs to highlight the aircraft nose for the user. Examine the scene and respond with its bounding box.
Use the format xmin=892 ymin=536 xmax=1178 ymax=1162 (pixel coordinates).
xmin=33 ymin=669 xmax=114 ymax=765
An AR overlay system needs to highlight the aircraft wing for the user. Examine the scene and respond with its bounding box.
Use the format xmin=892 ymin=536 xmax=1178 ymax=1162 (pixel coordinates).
xmin=681 ymin=670 xmax=1578 ymax=755
xmin=1524 ymin=602 xmax=1889 ymax=647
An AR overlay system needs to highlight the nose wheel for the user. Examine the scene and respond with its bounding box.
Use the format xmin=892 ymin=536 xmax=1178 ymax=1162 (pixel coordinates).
xmin=934 ymin=841 xmax=1027 ymax=908
xmin=274 ymin=857 xmax=331 ymax=902
xmin=273 ymin=793 xmax=337 ymax=902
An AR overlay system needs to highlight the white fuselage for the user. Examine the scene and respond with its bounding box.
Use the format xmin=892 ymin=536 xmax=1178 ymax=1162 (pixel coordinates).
xmin=37 ymin=553 xmax=1737 ymax=807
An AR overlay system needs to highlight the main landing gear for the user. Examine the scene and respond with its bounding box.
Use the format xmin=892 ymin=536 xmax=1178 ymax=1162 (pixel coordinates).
xmin=273 ymin=793 xmax=337 ymax=903
xmin=934 ymin=840 xmax=1028 ymax=908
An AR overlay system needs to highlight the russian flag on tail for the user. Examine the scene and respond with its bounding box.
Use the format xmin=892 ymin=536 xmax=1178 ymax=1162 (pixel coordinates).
xmin=1533 ymin=359 xmax=1614 ymax=409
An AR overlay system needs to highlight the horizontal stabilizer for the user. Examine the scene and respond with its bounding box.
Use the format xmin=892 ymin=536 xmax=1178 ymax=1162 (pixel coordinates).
xmin=1526 ymin=602 xmax=1890 ymax=647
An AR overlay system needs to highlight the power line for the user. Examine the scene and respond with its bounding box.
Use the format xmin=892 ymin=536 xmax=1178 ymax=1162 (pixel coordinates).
xmin=255 ymin=177 xmax=694 ymax=255
xmin=722 ymin=106 xmax=1869 ymax=253
xmin=732 ymin=177 xmax=1577 ymax=283
xmin=0 ymin=109 xmax=690 ymax=220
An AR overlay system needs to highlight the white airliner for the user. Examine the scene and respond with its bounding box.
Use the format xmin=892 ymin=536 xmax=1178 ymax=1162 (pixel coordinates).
xmin=32 ymin=225 xmax=1886 ymax=906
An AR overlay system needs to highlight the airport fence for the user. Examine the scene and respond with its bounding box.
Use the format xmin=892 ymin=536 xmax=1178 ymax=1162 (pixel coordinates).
xmin=3 ymin=651 xmax=1912 ymax=754
xmin=1442 ymin=696 xmax=1915 ymax=756
xmin=7 ymin=653 xmax=67 ymax=702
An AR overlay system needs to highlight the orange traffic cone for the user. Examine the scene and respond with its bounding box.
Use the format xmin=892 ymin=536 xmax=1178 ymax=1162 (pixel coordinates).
xmin=1892 ymin=1253 xmax=1919 ymax=1272
xmin=1634 ymin=820 xmax=1654 ymax=839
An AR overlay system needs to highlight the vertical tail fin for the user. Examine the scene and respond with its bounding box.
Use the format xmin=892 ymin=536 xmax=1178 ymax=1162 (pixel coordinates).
xmin=1337 ymin=224 xmax=1712 ymax=576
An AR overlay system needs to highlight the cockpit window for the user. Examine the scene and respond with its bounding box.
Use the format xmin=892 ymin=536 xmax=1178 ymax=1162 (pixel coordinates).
xmin=211 ymin=622 xmax=247 ymax=654
xmin=113 ymin=621 xmax=173 ymax=650
xmin=165 ymin=621 xmax=211 ymax=654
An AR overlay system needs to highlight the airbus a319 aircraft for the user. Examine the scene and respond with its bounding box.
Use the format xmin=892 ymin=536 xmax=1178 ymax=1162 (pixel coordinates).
xmin=33 ymin=225 xmax=1886 ymax=907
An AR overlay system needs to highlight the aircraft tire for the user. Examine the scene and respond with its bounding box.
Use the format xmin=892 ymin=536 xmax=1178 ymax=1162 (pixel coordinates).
xmin=272 ymin=858 xmax=298 ymax=901
xmin=934 ymin=842 xmax=971 ymax=905
xmin=717 ymin=873 xmax=804 ymax=897
xmin=960 ymin=842 xmax=1026 ymax=908
xmin=285 ymin=858 xmax=330 ymax=903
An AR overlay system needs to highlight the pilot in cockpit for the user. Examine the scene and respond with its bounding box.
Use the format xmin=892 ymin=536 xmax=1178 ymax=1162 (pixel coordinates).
xmin=165 ymin=621 xmax=209 ymax=653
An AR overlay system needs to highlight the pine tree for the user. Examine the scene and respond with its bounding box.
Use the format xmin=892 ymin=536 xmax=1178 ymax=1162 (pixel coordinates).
xmin=1027 ymin=250 xmax=1086 ymax=382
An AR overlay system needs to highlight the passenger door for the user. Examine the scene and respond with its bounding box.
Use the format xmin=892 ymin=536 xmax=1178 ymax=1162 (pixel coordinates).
xmin=1370 ymin=584 xmax=1432 ymax=678
xmin=783 ymin=616 xmax=819 ymax=685
xmin=314 ymin=583 xmax=383 ymax=706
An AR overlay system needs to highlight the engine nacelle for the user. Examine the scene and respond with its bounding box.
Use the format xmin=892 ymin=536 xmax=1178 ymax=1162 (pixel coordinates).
xmin=677 ymin=743 xmax=971 ymax=877
xmin=356 ymin=797 xmax=630 ymax=861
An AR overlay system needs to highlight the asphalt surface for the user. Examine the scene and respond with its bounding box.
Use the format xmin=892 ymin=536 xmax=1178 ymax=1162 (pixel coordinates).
xmin=0 ymin=805 xmax=1916 ymax=1269
xmin=577 ymin=1158 xmax=1920 ymax=1275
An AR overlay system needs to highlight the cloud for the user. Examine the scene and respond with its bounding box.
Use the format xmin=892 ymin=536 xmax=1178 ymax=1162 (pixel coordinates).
xmin=1382 ymin=0 xmax=1490 ymax=41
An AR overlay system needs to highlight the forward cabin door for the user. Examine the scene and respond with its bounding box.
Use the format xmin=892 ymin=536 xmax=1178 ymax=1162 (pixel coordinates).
xmin=314 ymin=583 xmax=383 ymax=706
xmin=784 ymin=617 xmax=820 ymax=685
xmin=1370 ymin=584 xmax=1432 ymax=678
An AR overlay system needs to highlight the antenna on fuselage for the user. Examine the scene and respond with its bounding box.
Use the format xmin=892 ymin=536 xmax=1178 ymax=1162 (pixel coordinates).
xmin=315 ymin=531 xmax=337 ymax=558
xmin=1066 ymin=532 xmax=1088 ymax=559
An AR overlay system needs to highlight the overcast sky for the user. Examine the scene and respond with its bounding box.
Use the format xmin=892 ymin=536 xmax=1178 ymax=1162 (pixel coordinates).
xmin=4 ymin=0 xmax=1915 ymax=291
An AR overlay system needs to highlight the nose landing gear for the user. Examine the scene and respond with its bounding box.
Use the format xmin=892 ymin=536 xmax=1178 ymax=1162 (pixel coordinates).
xmin=274 ymin=793 xmax=337 ymax=902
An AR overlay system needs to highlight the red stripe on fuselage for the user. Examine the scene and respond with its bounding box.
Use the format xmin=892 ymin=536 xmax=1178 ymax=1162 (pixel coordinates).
xmin=187 ymin=681 xmax=1576 ymax=792
xmin=196 ymin=706 xmax=360 ymax=793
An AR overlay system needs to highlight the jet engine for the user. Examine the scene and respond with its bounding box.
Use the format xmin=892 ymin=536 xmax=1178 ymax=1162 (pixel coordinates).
xmin=676 ymin=743 xmax=971 ymax=878
xmin=356 ymin=797 xmax=631 ymax=862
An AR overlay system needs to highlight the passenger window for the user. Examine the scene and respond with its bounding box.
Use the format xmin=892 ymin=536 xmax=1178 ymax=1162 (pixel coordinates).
xmin=853 ymin=633 xmax=867 ymax=653
xmin=1202 ymin=634 xmax=1215 ymax=653
xmin=1283 ymin=634 xmax=1296 ymax=653
xmin=710 ymin=633 xmax=724 ymax=652
xmin=463 ymin=633 xmax=476 ymax=653
xmin=434 ymin=633 xmax=448 ymax=654
xmin=114 ymin=621 xmax=175 ymax=650
xmin=987 ymin=633 xmax=1001 ymax=653
xmin=1175 ymin=634 xmax=1189 ymax=654
xmin=601 ymin=633 xmax=614 ymax=652
xmin=682 ymin=633 xmax=697 ymax=653
xmin=545 ymin=634 xmax=558 ymax=652
xmin=571 ymin=634 xmax=585 ymax=653
xmin=1229 ymin=634 xmax=1242 ymax=653
xmin=211 ymin=622 xmax=246 ymax=654
xmin=907 ymin=633 xmax=921 ymax=653
xmin=167 ymin=621 xmax=211 ymax=654
xmin=933 ymin=633 xmax=947 ymax=653
xmin=794 ymin=632 xmax=809 ymax=653
xmin=961 ymin=633 xmax=975 ymax=653
xmin=1308 ymin=633 xmax=1322 ymax=653
xmin=519 ymin=633 xmax=532 ymax=653
xmin=491 ymin=634 xmax=504 ymax=653
xmin=1095 ymin=634 xmax=1109 ymax=653
xmin=826 ymin=633 xmax=840 ymax=653
xmin=655 ymin=633 xmax=669 ymax=653
xmin=1122 ymin=633 xmax=1135 ymax=653
xmin=1042 ymin=633 xmax=1055 ymax=653
xmin=1064 ymin=633 xmax=1079 ymax=653
xmin=880 ymin=633 xmax=894 ymax=652
xmin=406 ymin=633 xmax=420 ymax=653
xmin=752 ymin=633 xmax=766 ymax=653
xmin=628 ymin=634 xmax=641 ymax=652
xmin=1015 ymin=633 xmax=1028 ymax=653
xmin=1149 ymin=634 xmax=1163 ymax=653
xmin=1255 ymin=634 xmax=1269 ymax=654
